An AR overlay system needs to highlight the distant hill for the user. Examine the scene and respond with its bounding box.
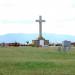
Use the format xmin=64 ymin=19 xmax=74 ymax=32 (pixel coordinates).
xmin=0 ymin=33 xmax=75 ymax=43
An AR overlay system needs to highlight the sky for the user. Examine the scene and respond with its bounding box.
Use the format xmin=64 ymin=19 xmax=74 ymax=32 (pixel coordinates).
xmin=0 ymin=0 xmax=75 ymax=35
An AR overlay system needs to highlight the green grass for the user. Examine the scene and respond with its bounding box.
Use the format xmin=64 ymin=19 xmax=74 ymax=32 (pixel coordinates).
xmin=0 ymin=46 xmax=75 ymax=75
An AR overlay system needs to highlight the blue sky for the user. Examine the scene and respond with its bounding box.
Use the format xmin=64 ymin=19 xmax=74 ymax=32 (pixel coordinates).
xmin=0 ymin=0 xmax=75 ymax=35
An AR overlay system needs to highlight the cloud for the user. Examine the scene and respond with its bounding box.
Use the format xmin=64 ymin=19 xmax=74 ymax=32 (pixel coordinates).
xmin=0 ymin=3 xmax=15 ymax=7
xmin=0 ymin=20 xmax=33 ymax=24
xmin=0 ymin=0 xmax=74 ymax=35
xmin=72 ymin=0 xmax=75 ymax=8
xmin=0 ymin=0 xmax=16 ymax=7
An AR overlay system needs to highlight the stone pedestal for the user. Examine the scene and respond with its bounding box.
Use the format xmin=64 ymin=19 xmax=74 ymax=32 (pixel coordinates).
xmin=32 ymin=36 xmax=49 ymax=47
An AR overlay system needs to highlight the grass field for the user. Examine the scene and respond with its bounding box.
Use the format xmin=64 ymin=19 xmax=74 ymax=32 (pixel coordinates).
xmin=0 ymin=46 xmax=75 ymax=75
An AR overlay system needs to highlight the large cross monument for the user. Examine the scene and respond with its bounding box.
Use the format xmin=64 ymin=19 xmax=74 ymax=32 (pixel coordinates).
xmin=32 ymin=16 xmax=49 ymax=47
xmin=36 ymin=16 xmax=45 ymax=39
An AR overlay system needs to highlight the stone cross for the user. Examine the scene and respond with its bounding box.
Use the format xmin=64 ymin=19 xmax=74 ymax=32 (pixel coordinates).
xmin=36 ymin=16 xmax=45 ymax=38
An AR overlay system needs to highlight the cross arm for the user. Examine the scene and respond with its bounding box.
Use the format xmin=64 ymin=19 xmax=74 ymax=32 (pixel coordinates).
xmin=36 ymin=20 xmax=39 ymax=22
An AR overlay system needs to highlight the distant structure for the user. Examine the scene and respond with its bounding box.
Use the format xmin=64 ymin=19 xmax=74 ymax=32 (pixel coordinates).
xmin=62 ymin=40 xmax=71 ymax=51
xmin=32 ymin=16 xmax=49 ymax=47
xmin=0 ymin=42 xmax=25 ymax=47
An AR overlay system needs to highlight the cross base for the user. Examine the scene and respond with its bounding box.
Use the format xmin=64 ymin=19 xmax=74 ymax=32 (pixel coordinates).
xmin=37 ymin=36 xmax=45 ymax=40
xmin=32 ymin=39 xmax=49 ymax=47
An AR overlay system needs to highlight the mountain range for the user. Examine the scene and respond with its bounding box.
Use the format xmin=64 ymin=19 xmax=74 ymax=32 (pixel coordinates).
xmin=0 ymin=33 xmax=75 ymax=43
